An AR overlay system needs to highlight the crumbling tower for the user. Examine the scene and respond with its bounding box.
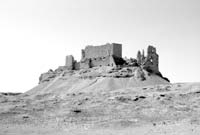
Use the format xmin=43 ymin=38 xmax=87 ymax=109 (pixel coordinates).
xmin=65 ymin=55 xmax=75 ymax=70
xmin=144 ymin=46 xmax=159 ymax=73
xmin=137 ymin=46 xmax=159 ymax=74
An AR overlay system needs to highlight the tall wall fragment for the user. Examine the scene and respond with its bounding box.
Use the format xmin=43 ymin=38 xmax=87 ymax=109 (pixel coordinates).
xmin=65 ymin=55 xmax=75 ymax=70
xmin=143 ymin=46 xmax=159 ymax=73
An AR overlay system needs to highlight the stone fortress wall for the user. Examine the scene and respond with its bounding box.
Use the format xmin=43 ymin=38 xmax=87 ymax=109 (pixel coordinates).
xmin=64 ymin=43 xmax=159 ymax=75
xmin=79 ymin=43 xmax=124 ymax=69
xmin=82 ymin=43 xmax=122 ymax=59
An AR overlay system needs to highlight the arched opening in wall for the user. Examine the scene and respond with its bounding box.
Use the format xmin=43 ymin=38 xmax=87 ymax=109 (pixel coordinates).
xmin=108 ymin=64 xmax=110 ymax=66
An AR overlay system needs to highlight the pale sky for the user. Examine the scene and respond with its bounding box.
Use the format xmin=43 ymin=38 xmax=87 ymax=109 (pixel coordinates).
xmin=0 ymin=0 xmax=200 ymax=92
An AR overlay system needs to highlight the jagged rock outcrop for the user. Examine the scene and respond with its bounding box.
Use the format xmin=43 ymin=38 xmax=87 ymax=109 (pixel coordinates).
xmin=39 ymin=66 xmax=67 ymax=83
xmin=39 ymin=69 xmax=56 ymax=84
xmin=134 ymin=67 xmax=146 ymax=81
xmin=124 ymin=58 xmax=138 ymax=67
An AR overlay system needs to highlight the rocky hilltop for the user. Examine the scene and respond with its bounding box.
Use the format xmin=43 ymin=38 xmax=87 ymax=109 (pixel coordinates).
xmin=2 ymin=44 xmax=200 ymax=135
xmin=34 ymin=44 xmax=169 ymax=96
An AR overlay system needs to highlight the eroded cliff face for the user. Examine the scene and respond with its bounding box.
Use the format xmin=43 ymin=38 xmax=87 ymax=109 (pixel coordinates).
xmin=39 ymin=66 xmax=147 ymax=84
xmin=35 ymin=66 xmax=170 ymax=98
xmin=38 ymin=65 xmax=169 ymax=85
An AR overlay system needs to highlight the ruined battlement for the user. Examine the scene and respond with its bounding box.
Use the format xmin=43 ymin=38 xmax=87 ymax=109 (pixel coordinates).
xmin=81 ymin=43 xmax=122 ymax=60
xmin=63 ymin=43 xmax=159 ymax=74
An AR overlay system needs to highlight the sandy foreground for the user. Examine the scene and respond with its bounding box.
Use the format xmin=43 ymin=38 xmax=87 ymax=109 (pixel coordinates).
xmin=1 ymin=120 xmax=200 ymax=135
xmin=1 ymin=82 xmax=200 ymax=135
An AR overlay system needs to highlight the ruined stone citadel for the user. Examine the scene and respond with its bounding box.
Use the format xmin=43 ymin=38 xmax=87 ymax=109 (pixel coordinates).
xmin=39 ymin=43 xmax=168 ymax=84
xmin=64 ymin=43 xmax=159 ymax=74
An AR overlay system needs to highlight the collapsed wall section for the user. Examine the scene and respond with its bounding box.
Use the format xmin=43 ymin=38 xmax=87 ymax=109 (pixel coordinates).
xmin=137 ymin=46 xmax=159 ymax=74
xmin=80 ymin=56 xmax=117 ymax=69
xmin=143 ymin=46 xmax=159 ymax=73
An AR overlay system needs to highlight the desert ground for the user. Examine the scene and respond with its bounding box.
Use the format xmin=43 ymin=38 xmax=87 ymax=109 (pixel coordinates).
xmin=1 ymin=83 xmax=200 ymax=135
xmin=0 ymin=67 xmax=200 ymax=135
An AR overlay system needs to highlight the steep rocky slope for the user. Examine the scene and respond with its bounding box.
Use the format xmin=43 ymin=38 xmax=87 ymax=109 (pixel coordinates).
xmin=26 ymin=66 xmax=169 ymax=96
xmin=2 ymin=62 xmax=200 ymax=135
